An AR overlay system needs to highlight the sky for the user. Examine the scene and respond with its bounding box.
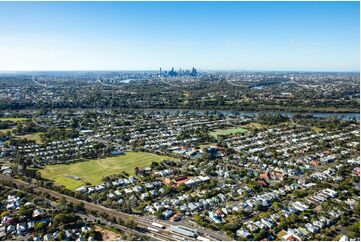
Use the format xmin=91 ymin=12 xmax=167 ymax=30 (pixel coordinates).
xmin=0 ymin=1 xmax=359 ymax=71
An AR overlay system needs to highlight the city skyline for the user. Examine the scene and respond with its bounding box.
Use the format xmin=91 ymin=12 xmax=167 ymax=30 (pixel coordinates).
xmin=0 ymin=1 xmax=359 ymax=71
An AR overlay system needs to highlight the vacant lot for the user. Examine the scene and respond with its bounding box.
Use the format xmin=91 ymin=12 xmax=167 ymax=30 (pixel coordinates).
xmin=40 ymin=152 xmax=175 ymax=189
xmin=95 ymin=226 xmax=123 ymax=241
xmin=210 ymin=127 xmax=248 ymax=137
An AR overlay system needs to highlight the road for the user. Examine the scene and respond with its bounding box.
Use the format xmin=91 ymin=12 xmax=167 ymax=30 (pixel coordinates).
xmin=0 ymin=174 xmax=227 ymax=241
xmin=0 ymin=174 xmax=176 ymax=240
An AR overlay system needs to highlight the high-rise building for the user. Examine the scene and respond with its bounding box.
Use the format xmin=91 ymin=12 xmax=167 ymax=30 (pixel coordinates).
xmin=191 ymin=67 xmax=198 ymax=76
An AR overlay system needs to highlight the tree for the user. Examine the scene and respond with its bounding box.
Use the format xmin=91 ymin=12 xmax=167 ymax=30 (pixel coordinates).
xmin=19 ymin=207 xmax=33 ymax=217
xmin=53 ymin=213 xmax=78 ymax=226
xmin=58 ymin=231 xmax=66 ymax=240
xmin=34 ymin=221 xmax=48 ymax=231
xmin=272 ymin=201 xmax=281 ymax=210
xmin=346 ymin=221 xmax=360 ymax=238
xmin=259 ymin=212 xmax=270 ymax=219
xmin=76 ymin=202 xmax=85 ymax=211
xmin=292 ymin=189 xmax=308 ymax=198
xmin=125 ymin=219 xmax=137 ymax=229
xmin=253 ymin=229 xmax=267 ymax=240
xmin=88 ymin=229 xmax=103 ymax=240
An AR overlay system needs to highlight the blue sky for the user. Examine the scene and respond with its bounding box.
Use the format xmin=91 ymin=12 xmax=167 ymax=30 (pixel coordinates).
xmin=0 ymin=1 xmax=359 ymax=71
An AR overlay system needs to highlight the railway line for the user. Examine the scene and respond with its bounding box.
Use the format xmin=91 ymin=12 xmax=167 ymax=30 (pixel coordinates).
xmin=0 ymin=174 xmax=201 ymax=241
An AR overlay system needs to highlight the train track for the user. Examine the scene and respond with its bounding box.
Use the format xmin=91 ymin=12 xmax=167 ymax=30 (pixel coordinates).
xmin=0 ymin=174 xmax=188 ymax=241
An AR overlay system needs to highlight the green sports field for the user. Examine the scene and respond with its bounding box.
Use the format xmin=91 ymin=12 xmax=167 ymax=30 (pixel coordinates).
xmin=39 ymin=152 xmax=175 ymax=190
xmin=210 ymin=127 xmax=248 ymax=137
xmin=0 ymin=117 xmax=31 ymax=121
xmin=53 ymin=176 xmax=85 ymax=190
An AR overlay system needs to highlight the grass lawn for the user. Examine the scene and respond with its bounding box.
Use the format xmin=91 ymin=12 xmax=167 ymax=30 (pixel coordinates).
xmin=15 ymin=132 xmax=44 ymax=144
xmin=210 ymin=126 xmax=248 ymax=137
xmin=39 ymin=152 xmax=176 ymax=190
xmin=311 ymin=127 xmax=324 ymax=133
xmin=0 ymin=117 xmax=30 ymax=122
xmin=53 ymin=176 xmax=85 ymax=190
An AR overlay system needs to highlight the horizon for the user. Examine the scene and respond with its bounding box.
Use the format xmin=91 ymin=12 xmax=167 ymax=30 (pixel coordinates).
xmin=0 ymin=1 xmax=359 ymax=71
xmin=0 ymin=68 xmax=359 ymax=74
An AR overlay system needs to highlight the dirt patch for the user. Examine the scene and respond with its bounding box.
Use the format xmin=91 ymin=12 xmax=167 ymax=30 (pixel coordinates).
xmin=95 ymin=226 xmax=123 ymax=241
